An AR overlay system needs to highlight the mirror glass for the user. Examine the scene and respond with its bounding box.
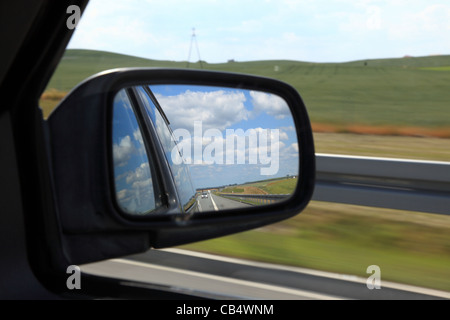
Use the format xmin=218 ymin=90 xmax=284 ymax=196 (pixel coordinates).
xmin=112 ymin=89 xmax=161 ymax=215
xmin=112 ymin=84 xmax=299 ymax=215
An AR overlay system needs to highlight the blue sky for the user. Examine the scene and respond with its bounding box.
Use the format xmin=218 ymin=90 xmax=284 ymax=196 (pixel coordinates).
xmin=68 ymin=0 xmax=450 ymax=63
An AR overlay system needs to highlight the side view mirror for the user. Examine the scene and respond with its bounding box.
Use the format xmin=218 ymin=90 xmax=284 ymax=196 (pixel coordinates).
xmin=47 ymin=69 xmax=315 ymax=265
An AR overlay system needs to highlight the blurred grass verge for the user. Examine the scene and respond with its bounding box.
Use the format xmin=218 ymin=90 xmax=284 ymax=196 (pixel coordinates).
xmin=314 ymin=132 xmax=450 ymax=161
xmin=179 ymin=201 xmax=450 ymax=292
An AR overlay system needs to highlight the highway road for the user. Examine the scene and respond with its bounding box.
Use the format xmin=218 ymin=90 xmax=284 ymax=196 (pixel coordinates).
xmin=196 ymin=191 xmax=252 ymax=212
xmin=81 ymin=249 xmax=450 ymax=300
xmin=80 ymin=192 xmax=450 ymax=300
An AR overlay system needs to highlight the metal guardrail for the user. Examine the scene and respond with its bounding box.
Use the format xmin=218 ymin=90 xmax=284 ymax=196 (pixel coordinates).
xmin=219 ymin=193 xmax=290 ymax=205
xmin=217 ymin=154 xmax=450 ymax=215
xmin=313 ymin=154 xmax=450 ymax=215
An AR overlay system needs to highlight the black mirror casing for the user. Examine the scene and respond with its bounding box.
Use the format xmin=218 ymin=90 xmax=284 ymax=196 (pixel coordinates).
xmin=46 ymin=69 xmax=315 ymax=266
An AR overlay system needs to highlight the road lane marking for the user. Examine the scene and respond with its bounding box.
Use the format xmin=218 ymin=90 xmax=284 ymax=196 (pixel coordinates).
xmin=161 ymin=248 xmax=450 ymax=299
xmin=210 ymin=194 xmax=219 ymax=211
xmin=107 ymin=259 xmax=342 ymax=300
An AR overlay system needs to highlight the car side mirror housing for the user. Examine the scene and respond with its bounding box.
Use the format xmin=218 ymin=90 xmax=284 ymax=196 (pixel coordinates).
xmin=47 ymin=69 xmax=315 ymax=265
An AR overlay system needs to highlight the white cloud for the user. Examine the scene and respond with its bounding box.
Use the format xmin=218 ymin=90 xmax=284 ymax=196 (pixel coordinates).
xmin=113 ymin=135 xmax=135 ymax=167
xmin=291 ymin=142 xmax=299 ymax=152
xmin=250 ymin=91 xmax=291 ymax=120
xmin=279 ymin=130 xmax=289 ymax=141
xmin=126 ymin=162 xmax=151 ymax=185
xmin=387 ymin=4 xmax=450 ymax=40
xmin=116 ymin=189 xmax=128 ymax=200
xmin=133 ymin=129 xmax=143 ymax=146
xmin=366 ymin=6 xmax=382 ymax=30
xmin=155 ymin=90 xmax=249 ymax=133
xmin=116 ymin=161 xmax=155 ymax=214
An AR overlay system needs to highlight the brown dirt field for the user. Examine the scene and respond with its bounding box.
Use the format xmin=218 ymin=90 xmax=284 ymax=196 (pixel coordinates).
xmin=312 ymin=122 xmax=450 ymax=138
xmin=241 ymin=186 xmax=268 ymax=195
xmin=40 ymin=89 xmax=67 ymax=101
xmin=39 ymin=89 xmax=450 ymax=139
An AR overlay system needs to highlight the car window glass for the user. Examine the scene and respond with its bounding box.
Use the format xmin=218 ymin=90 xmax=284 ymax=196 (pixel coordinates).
xmin=112 ymin=89 xmax=158 ymax=215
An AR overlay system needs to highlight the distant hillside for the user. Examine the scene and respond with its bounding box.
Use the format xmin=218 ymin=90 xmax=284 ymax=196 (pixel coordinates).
xmin=62 ymin=49 xmax=185 ymax=67
xmin=47 ymin=49 xmax=187 ymax=90
xmin=49 ymin=49 xmax=450 ymax=90
xmin=44 ymin=49 xmax=450 ymax=134
xmin=343 ymin=55 xmax=450 ymax=68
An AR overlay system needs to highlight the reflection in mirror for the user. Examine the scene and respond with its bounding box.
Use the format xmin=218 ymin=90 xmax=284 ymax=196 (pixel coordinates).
xmin=112 ymin=84 xmax=299 ymax=215
xmin=112 ymin=89 xmax=160 ymax=215
xmin=149 ymin=84 xmax=299 ymax=213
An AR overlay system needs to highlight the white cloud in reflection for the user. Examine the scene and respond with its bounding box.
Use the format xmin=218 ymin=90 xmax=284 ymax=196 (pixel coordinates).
xmin=155 ymin=90 xmax=249 ymax=133
xmin=113 ymin=135 xmax=135 ymax=167
xmin=133 ymin=128 xmax=144 ymax=146
xmin=250 ymin=91 xmax=291 ymax=120
xmin=117 ymin=162 xmax=155 ymax=214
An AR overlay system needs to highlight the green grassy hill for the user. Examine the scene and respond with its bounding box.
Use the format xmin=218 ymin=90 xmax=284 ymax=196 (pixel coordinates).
xmin=219 ymin=177 xmax=297 ymax=195
xmin=46 ymin=49 xmax=188 ymax=91
xmin=343 ymin=55 xmax=450 ymax=67
xmin=44 ymin=49 xmax=450 ymax=131
xmin=242 ymin=178 xmax=297 ymax=195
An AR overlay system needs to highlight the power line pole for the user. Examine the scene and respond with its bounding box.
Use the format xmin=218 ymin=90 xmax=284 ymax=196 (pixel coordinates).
xmin=187 ymin=28 xmax=203 ymax=69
